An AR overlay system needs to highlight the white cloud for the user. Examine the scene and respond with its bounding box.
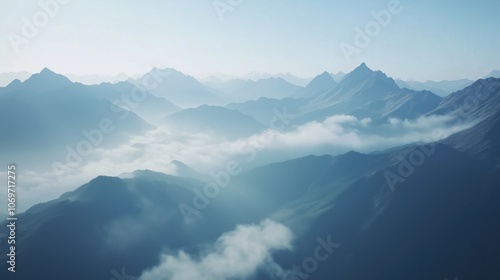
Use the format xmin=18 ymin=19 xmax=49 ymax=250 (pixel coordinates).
xmin=8 ymin=113 xmax=474 ymax=212
xmin=139 ymin=219 xmax=293 ymax=280
xmin=263 ymin=114 xmax=472 ymax=151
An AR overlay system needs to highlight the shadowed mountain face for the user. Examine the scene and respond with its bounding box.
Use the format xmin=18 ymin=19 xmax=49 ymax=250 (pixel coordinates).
xmin=431 ymin=77 xmax=500 ymax=123
xmin=0 ymin=173 xmax=243 ymax=280
xmin=276 ymin=145 xmax=500 ymax=280
xmin=443 ymin=109 xmax=500 ymax=164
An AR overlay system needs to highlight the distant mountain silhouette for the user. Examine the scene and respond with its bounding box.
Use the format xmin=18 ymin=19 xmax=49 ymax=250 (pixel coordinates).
xmin=485 ymin=70 xmax=500 ymax=79
xmin=0 ymin=71 xmax=31 ymax=87
xmin=0 ymin=69 xmax=153 ymax=168
xmin=226 ymin=97 xmax=305 ymax=124
xmin=162 ymin=105 xmax=265 ymax=140
xmin=132 ymin=67 xmax=223 ymax=107
xmin=295 ymin=71 xmax=338 ymax=98
xmin=330 ymin=71 xmax=346 ymax=82
xmin=18 ymin=68 xmax=74 ymax=91
xmin=121 ymin=161 xmax=208 ymax=181
xmin=210 ymin=77 xmax=303 ymax=102
xmin=86 ymin=81 xmax=180 ymax=124
xmin=241 ymin=72 xmax=312 ymax=86
xmin=395 ymin=78 xmax=474 ymax=97
xmin=65 ymin=72 xmax=138 ymax=85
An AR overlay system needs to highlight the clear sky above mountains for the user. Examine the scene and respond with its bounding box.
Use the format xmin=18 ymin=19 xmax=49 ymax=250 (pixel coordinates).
xmin=1 ymin=0 xmax=499 ymax=81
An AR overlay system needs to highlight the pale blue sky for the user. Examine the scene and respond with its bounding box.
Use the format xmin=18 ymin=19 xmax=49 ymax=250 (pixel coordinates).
xmin=1 ymin=0 xmax=499 ymax=81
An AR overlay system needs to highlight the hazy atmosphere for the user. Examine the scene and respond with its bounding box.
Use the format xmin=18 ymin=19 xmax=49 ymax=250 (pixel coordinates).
xmin=1 ymin=1 xmax=499 ymax=280
xmin=2 ymin=0 xmax=500 ymax=81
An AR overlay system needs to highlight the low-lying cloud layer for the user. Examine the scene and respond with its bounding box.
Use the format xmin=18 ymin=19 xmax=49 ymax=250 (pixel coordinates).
xmin=1 ymin=113 xmax=473 ymax=212
xmin=139 ymin=219 xmax=293 ymax=280
xmin=262 ymin=114 xmax=468 ymax=150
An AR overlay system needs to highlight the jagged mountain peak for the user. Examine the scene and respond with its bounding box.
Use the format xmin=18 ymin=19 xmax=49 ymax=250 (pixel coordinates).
xmin=349 ymin=63 xmax=383 ymax=79
xmin=20 ymin=67 xmax=74 ymax=90
xmin=338 ymin=62 xmax=399 ymax=91
xmin=310 ymin=71 xmax=335 ymax=82
xmin=40 ymin=67 xmax=56 ymax=75
xmin=301 ymin=71 xmax=337 ymax=96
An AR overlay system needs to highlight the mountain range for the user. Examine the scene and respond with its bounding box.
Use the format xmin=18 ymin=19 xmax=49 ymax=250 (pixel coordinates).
xmin=162 ymin=105 xmax=265 ymax=140
xmin=2 ymin=97 xmax=499 ymax=278
xmin=294 ymin=63 xmax=443 ymax=125
xmin=1 ymin=63 xmax=499 ymax=279
xmin=202 ymin=72 xmax=313 ymax=87
xmin=0 ymin=69 xmax=154 ymax=168
xmin=2 ymin=64 xmax=495 ymax=168
xmin=0 ymin=71 xmax=32 ymax=87
xmin=130 ymin=67 xmax=223 ymax=107
xmin=207 ymin=77 xmax=303 ymax=102
xmin=395 ymin=78 xmax=474 ymax=97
